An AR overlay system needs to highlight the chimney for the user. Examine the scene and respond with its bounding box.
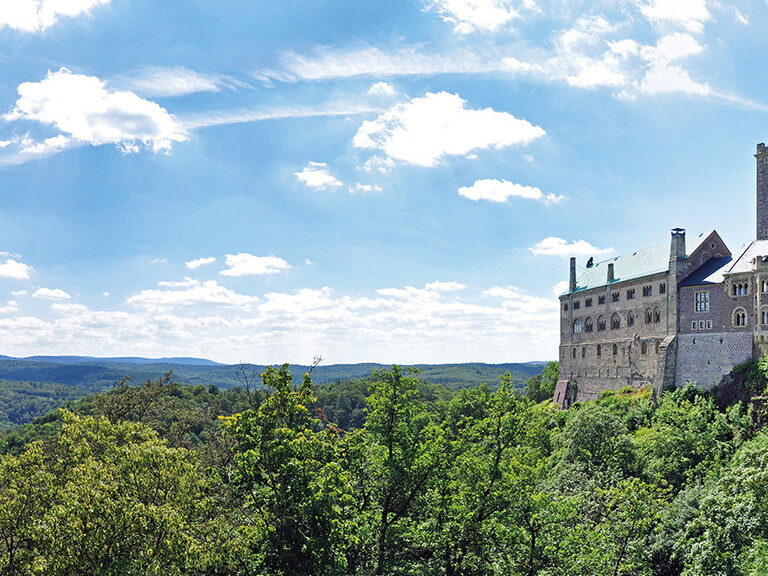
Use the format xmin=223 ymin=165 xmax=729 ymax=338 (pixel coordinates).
xmin=607 ymin=263 xmax=615 ymax=282
xmin=670 ymin=228 xmax=686 ymax=261
xmin=569 ymin=257 xmax=576 ymax=293
xmin=756 ymin=143 xmax=768 ymax=240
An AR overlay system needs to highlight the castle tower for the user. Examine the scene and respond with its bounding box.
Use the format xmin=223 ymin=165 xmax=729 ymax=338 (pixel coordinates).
xmin=756 ymin=143 xmax=768 ymax=240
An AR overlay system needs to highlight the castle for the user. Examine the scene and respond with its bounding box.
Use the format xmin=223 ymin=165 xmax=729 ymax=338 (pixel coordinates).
xmin=554 ymin=143 xmax=768 ymax=408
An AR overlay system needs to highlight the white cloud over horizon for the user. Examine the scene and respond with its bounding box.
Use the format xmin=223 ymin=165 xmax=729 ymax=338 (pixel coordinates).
xmin=530 ymin=237 xmax=614 ymax=257
xmin=458 ymin=179 xmax=562 ymax=203
xmin=0 ymin=0 xmax=110 ymax=32
xmin=353 ymin=91 xmax=545 ymax=167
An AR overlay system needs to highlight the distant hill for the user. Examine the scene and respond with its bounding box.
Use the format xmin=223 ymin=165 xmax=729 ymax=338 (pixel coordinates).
xmin=0 ymin=356 xmax=550 ymax=428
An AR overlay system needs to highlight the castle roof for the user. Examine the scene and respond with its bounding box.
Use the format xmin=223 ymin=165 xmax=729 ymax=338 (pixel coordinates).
xmin=567 ymin=232 xmax=713 ymax=295
xmin=723 ymin=239 xmax=768 ymax=274
xmin=678 ymin=256 xmax=733 ymax=286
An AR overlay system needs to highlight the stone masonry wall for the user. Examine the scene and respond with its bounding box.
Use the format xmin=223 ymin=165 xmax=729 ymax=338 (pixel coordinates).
xmin=675 ymin=333 xmax=752 ymax=389
xmin=757 ymin=143 xmax=768 ymax=240
xmin=559 ymin=271 xmax=670 ymax=401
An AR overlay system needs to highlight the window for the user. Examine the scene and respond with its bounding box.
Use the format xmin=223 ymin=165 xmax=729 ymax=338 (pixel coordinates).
xmin=612 ymin=343 xmax=618 ymax=356
xmin=642 ymin=285 xmax=653 ymax=297
xmin=641 ymin=342 xmax=648 ymax=354
xmin=707 ymin=320 xmax=713 ymax=329
xmin=612 ymin=292 xmax=620 ymax=303
xmin=763 ymin=308 xmax=768 ymax=325
xmin=734 ymin=308 xmax=747 ymax=327
xmin=597 ymin=316 xmax=606 ymax=331
xmin=645 ymin=308 xmax=653 ymax=324
xmin=573 ymin=300 xmax=580 ymax=310
xmin=627 ymin=311 xmax=634 ymax=327
xmin=692 ymin=321 xmax=697 ymax=330
xmin=573 ymin=320 xmax=582 ymax=334
xmin=597 ymin=344 xmax=601 ymax=356
xmin=654 ymin=308 xmax=661 ymax=323
xmin=598 ymin=295 xmax=606 ymax=305
xmin=659 ymin=283 xmax=666 ymax=294
xmin=582 ymin=347 xmax=586 ymax=358
xmin=695 ymin=291 xmax=709 ymax=312
xmin=572 ymin=348 xmax=576 ymax=358
xmin=585 ymin=318 xmax=593 ymax=333
xmin=733 ymin=282 xmax=749 ymax=296
xmin=762 ymin=280 xmax=768 ymax=293
xmin=585 ymin=297 xmax=592 ymax=307
xmin=655 ymin=341 xmax=660 ymax=354
xmin=699 ymin=320 xmax=704 ymax=330
xmin=611 ymin=313 xmax=620 ymax=330
xmin=564 ymin=303 xmax=569 ymax=311
xmin=627 ymin=288 xmax=635 ymax=300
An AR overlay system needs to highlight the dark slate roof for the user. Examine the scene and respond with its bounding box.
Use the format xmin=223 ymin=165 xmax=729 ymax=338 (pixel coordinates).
xmin=679 ymin=256 xmax=733 ymax=286
xmin=567 ymin=232 xmax=709 ymax=295
xmin=724 ymin=240 xmax=768 ymax=274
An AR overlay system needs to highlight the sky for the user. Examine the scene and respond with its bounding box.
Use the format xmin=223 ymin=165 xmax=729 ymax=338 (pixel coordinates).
xmin=0 ymin=0 xmax=767 ymax=365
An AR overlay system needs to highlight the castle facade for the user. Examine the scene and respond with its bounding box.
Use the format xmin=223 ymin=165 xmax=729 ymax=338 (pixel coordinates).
xmin=554 ymin=143 xmax=768 ymax=407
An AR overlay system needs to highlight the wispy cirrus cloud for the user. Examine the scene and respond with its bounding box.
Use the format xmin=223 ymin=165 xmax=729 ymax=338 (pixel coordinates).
xmin=113 ymin=66 xmax=250 ymax=98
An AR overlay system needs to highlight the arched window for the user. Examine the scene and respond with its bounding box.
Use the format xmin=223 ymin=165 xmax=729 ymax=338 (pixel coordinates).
xmin=645 ymin=309 xmax=652 ymax=324
xmin=572 ymin=348 xmax=576 ymax=358
xmin=573 ymin=320 xmax=582 ymax=334
xmin=762 ymin=308 xmax=768 ymax=325
xmin=655 ymin=341 xmax=660 ymax=354
xmin=611 ymin=313 xmax=620 ymax=330
xmin=582 ymin=347 xmax=586 ymax=358
xmin=734 ymin=308 xmax=747 ymax=327
xmin=585 ymin=318 xmax=593 ymax=333
xmin=627 ymin=311 xmax=634 ymax=327
xmin=653 ymin=307 xmax=661 ymax=323
xmin=641 ymin=342 xmax=648 ymax=354
xmin=612 ymin=343 xmax=618 ymax=355
xmin=597 ymin=316 xmax=606 ymax=331
xmin=733 ymin=284 xmax=737 ymax=296
xmin=597 ymin=344 xmax=601 ymax=356
xmin=659 ymin=283 xmax=666 ymax=294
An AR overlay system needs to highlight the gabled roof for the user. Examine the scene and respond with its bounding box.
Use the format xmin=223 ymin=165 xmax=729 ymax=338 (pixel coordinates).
xmin=679 ymin=256 xmax=733 ymax=286
xmin=567 ymin=232 xmax=715 ymax=295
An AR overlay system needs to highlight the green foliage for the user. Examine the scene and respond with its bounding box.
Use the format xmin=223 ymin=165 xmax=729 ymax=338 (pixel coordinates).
xmin=524 ymin=361 xmax=559 ymax=403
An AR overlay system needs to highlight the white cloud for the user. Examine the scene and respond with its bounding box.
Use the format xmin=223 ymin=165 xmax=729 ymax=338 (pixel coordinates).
xmin=33 ymin=287 xmax=71 ymax=300
xmin=185 ymin=256 xmax=216 ymax=269
xmin=348 ymin=183 xmax=382 ymax=193
xmin=127 ymin=280 xmax=258 ymax=308
xmin=368 ymin=82 xmax=396 ymax=96
xmin=220 ymin=253 xmax=291 ymax=276
xmin=0 ymin=0 xmax=110 ymax=32
xmin=424 ymin=0 xmax=522 ymax=33
xmin=530 ymin=237 xmax=614 ymax=257
xmin=635 ymin=0 xmax=710 ymax=34
xmin=11 ymin=290 xmax=29 ymax=297
xmin=115 ymin=66 xmax=248 ymax=98
xmin=0 ymin=258 xmax=33 ymax=280
xmin=157 ymin=277 xmax=198 ymax=288
xmin=0 ymin=301 xmax=18 ymax=314
xmin=733 ymin=8 xmax=748 ymax=26
xmin=4 ymin=68 xmax=187 ymax=156
xmin=149 ymin=257 xmax=167 ymax=264
xmin=458 ymin=179 xmax=562 ymax=203
xmin=353 ymin=92 xmax=545 ymax=167
xmin=294 ymin=161 xmax=343 ymax=189
xmin=361 ymin=155 xmax=395 ymax=173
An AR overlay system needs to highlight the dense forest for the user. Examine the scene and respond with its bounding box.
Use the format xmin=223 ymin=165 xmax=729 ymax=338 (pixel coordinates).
xmin=1 ymin=360 xmax=768 ymax=575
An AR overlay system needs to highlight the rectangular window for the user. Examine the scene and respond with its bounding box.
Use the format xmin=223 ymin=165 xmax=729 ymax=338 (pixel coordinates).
xmin=585 ymin=298 xmax=592 ymax=307
xmin=598 ymin=295 xmax=606 ymax=305
xmin=573 ymin=301 xmax=580 ymax=310
xmin=695 ymin=291 xmax=710 ymax=312
xmin=612 ymin=292 xmax=620 ymax=303
xmin=627 ymin=289 xmax=635 ymax=300
xmin=699 ymin=320 xmax=705 ymax=330
xmin=707 ymin=320 xmax=713 ymax=329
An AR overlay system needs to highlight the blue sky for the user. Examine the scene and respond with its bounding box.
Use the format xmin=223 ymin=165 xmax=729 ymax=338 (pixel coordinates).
xmin=0 ymin=0 xmax=766 ymax=364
